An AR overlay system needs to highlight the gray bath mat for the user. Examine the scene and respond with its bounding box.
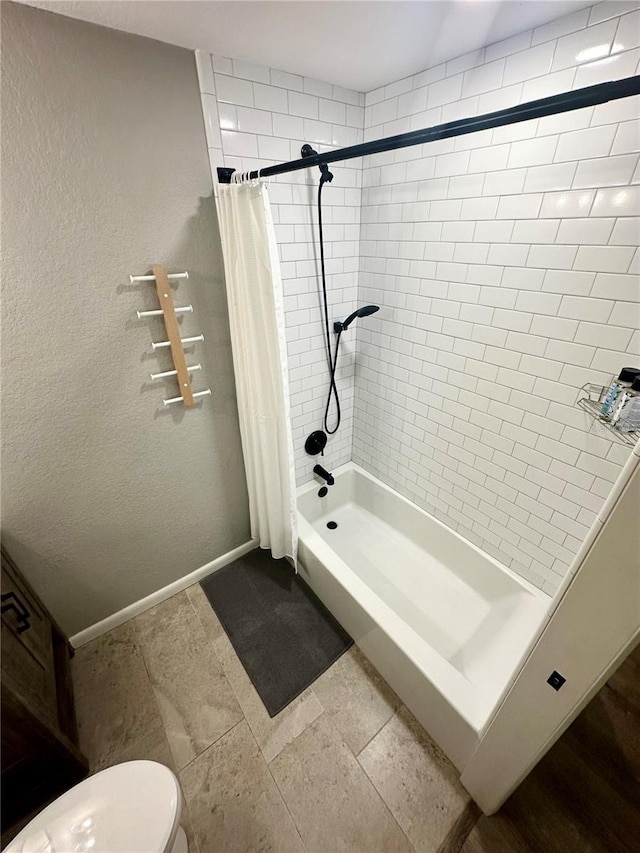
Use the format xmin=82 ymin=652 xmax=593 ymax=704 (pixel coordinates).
xmin=200 ymin=548 xmax=353 ymax=717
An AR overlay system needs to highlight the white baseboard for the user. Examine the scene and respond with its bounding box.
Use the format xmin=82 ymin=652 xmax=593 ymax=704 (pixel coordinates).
xmin=69 ymin=539 xmax=257 ymax=648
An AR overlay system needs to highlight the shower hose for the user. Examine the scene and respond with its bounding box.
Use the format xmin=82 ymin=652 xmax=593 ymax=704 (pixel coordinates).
xmin=317 ymin=176 xmax=343 ymax=434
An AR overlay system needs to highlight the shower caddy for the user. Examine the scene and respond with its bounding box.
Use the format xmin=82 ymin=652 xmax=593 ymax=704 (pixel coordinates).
xmin=576 ymin=382 xmax=639 ymax=447
xmin=132 ymin=264 xmax=211 ymax=407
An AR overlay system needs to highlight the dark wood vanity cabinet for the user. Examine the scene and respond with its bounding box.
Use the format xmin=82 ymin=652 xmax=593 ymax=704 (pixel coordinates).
xmin=1 ymin=547 xmax=89 ymax=841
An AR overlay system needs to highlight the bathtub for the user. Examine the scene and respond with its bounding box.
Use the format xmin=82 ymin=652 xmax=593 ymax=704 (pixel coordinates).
xmin=297 ymin=463 xmax=550 ymax=770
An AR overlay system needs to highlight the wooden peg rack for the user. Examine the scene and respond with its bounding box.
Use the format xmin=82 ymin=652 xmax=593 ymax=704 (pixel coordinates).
xmin=133 ymin=265 xmax=210 ymax=407
xmin=152 ymin=265 xmax=194 ymax=406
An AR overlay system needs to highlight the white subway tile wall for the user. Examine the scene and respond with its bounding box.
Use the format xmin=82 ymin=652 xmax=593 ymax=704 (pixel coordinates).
xmin=355 ymin=0 xmax=640 ymax=594
xmin=196 ymin=0 xmax=640 ymax=596
xmin=195 ymin=51 xmax=365 ymax=484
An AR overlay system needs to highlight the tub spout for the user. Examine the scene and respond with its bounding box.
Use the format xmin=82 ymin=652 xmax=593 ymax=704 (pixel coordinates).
xmin=313 ymin=464 xmax=335 ymax=486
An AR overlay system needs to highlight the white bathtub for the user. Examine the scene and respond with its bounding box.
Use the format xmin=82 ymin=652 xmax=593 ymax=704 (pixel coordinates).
xmin=297 ymin=463 xmax=549 ymax=770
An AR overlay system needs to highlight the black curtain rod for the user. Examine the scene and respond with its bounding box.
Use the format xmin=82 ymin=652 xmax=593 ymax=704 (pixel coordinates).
xmin=218 ymin=75 xmax=640 ymax=184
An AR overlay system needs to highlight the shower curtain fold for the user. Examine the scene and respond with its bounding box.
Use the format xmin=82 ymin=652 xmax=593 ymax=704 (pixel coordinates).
xmin=216 ymin=180 xmax=297 ymax=563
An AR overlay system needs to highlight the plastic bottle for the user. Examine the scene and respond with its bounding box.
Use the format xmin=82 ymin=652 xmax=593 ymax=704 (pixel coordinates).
xmin=601 ymin=367 xmax=640 ymax=418
xmin=616 ymin=375 xmax=640 ymax=432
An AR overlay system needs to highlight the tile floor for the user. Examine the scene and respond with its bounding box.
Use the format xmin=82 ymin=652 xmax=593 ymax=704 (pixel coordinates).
xmin=72 ymin=583 xmax=476 ymax=853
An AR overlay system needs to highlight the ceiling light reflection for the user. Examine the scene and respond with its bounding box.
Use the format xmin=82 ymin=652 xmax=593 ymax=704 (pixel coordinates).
xmin=613 ymin=190 xmax=629 ymax=208
xmin=575 ymin=43 xmax=611 ymax=63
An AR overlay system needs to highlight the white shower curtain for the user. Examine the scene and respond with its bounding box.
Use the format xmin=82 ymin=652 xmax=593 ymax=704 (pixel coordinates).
xmin=217 ymin=180 xmax=298 ymax=563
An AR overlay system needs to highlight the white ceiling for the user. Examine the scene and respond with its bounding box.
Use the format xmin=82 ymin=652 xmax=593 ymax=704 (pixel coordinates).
xmin=20 ymin=0 xmax=594 ymax=91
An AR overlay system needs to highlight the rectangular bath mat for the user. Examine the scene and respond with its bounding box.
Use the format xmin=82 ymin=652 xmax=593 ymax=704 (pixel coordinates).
xmin=200 ymin=548 xmax=353 ymax=717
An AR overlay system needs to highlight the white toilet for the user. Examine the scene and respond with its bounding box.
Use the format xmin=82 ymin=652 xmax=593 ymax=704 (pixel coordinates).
xmin=6 ymin=760 xmax=188 ymax=853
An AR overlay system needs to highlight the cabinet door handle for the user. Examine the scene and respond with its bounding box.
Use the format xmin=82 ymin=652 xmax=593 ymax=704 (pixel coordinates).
xmin=1 ymin=591 xmax=31 ymax=633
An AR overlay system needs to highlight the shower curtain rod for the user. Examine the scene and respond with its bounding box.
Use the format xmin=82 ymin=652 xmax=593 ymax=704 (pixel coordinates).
xmin=217 ymin=75 xmax=640 ymax=184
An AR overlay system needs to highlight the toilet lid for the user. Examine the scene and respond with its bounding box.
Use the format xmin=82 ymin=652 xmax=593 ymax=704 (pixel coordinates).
xmin=6 ymin=760 xmax=181 ymax=853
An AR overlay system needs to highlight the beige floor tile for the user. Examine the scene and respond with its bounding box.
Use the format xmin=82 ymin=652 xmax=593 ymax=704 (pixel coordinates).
xmin=211 ymin=620 xmax=323 ymax=763
xmin=105 ymin=723 xmax=176 ymax=771
xmin=71 ymin=622 xmax=163 ymax=770
xmin=180 ymin=720 xmax=304 ymax=853
xmin=134 ymin=592 xmax=243 ymax=770
xmin=358 ymin=705 xmax=470 ymax=853
xmin=312 ymin=645 xmax=401 ymax=755
xmin=185 ymin=582 xmax=225 ymax=642
xmin=270 ymin=714 xmax=413 ymax=853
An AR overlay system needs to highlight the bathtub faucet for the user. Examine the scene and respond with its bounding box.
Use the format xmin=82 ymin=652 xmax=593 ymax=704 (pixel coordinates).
xmin=313 ymin=464 xmax=335 ymax=486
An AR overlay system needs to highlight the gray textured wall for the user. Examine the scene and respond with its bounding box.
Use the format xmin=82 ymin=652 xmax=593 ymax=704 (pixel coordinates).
xmin=1 ymin=2 xmax=250 ymax=636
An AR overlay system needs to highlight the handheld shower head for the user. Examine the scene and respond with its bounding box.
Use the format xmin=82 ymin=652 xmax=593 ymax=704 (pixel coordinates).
xmin=334 ymin=305 xmax=380 ymax=333
xmin=301 ymin=143 xmax=334 ymax=184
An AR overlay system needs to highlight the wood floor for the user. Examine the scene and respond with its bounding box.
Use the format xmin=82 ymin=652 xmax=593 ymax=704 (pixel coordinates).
xmin=461 ymin=643 xmax=640 ymax=853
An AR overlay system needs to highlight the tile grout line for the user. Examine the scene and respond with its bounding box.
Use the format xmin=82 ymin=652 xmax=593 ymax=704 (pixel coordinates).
xmin=350 ymin=705 xmax=423 ymax=852
xmin=352 ymin=721 xmax=420 ymax=853
xmin=132 ymin=607 xmax=188 ymax=774
xmin=357 ymin=707 xmax=474 ymax=853
xmin=263 ymin=718 xmax=313 ymax=853
xmin=176 ymin=717 xmax=247 ymax=777
xmin=186 ymin=583 xmax=325 ymax=766
xmin=353 ymin=705 xmax=401 ymax=761
xmin=266 ymin=708 xmax=418 ymax=853
xmin=127 ymin=616 xmax=172 ymax=761
xmin=134 ymin=591 xmax=246 ymax=775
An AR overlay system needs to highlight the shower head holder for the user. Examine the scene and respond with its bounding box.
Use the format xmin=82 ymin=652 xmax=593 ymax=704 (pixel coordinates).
xmin=301 ymin=143 xmax=334 ymax=184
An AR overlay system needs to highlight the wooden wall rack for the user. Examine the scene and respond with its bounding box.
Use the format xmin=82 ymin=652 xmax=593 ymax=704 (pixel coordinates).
xmin=132 ymin=265 xmax=211 ymax=407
